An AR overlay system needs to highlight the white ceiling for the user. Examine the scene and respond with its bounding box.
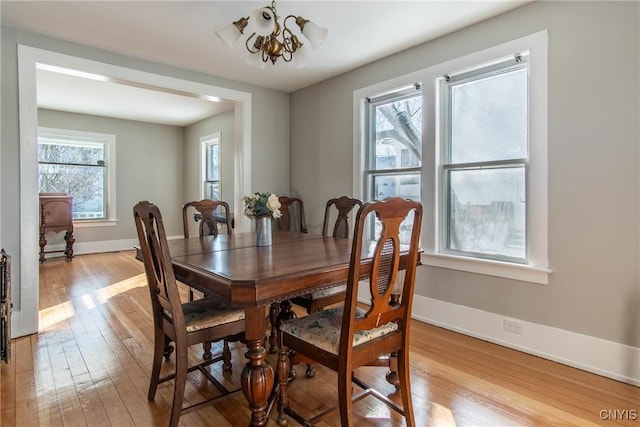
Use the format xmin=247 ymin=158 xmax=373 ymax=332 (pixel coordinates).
xmin=2 ymin=0 xmax=530 ymax=126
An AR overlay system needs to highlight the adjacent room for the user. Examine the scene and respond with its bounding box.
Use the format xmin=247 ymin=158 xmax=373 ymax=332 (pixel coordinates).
xmin=1 ymin=1 xmax=638 ymax=426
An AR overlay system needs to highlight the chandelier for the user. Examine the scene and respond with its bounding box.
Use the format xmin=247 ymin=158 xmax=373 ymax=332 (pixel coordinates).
xmin=216 ymin=1 xmax=328 ymax=69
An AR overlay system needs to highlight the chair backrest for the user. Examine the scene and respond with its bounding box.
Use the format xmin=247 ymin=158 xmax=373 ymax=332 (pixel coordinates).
xmin=182 ymin=199 xmax=232 ymax=238
xmin=322 ymin=196 xmax=363 ymax=239
xmin=339 ymin=197 xmax=422 ymax=356
xmin=133 ymin=201 xmax=185 ymax=330
xmin=276 ymin=196 xmax=308 ymax=233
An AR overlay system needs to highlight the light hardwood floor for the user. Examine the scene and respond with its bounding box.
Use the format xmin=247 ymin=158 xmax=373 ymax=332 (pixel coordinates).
xmin=1 ymin=251 xmax=638 ymax=426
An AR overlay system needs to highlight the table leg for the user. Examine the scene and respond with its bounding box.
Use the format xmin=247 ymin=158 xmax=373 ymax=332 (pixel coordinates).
xmin=64 ymin=231 xmax=75 ymax=260
xmin=39 ymin=232 xmax=47 ymax=263
xmin=241 ymin=306 xmax=273 ymax=427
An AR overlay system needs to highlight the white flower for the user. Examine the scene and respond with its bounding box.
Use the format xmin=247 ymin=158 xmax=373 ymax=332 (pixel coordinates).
xmin=266 ymin=194 xmax=282 ymax=218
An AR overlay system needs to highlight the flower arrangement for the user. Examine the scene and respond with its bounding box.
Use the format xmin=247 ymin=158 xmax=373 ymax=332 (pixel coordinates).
xmin=244 ymin=192 xmax=282 ymax=219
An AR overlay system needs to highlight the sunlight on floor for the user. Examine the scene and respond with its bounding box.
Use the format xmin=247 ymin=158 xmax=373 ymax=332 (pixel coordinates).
xmin=94 ymin=273 xmax=146 ymax=304
xmin=81 ymin=293 xmax=97 ymax=309
xmin=429 ymin=401 xmax=457 ymax=427
xmin=38 ymin=300 xmax=75 ymax=331
xmin=38 ymin=273 xmax=146 ymax=330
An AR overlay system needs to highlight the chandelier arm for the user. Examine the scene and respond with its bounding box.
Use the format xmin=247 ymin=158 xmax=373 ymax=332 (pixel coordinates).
xmin=281 ymin=50 xmax=293 ymax=62
xmin=281 ymin=27 xmax=297 ymax=54
xmin=245 ymin=33 xmax=263 ymax=54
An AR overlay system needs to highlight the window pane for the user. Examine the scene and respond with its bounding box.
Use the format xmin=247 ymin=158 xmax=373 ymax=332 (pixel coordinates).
xmin=38 ymin=164 xmax=105 ymax=219
xmin=447 ymin=167 xmax=525 ymax=259
xmin=38 ymin=142 xmax=104 ymax=165
xmin=206 ymin=144 xmax=219 ymax=181
xmin=373 ymin=173 xmax=420 ymax=201
xmin=450 ymin=67 xmax=527 ymax=163
xmin=204 ymin=182 xmax=220 ymax=201
xmin=373 ymin=95 xmax=422 ymax=170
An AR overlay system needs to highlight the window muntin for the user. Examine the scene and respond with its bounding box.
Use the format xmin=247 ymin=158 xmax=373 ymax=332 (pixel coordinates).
xmin=38 ymin=130 xmax=113 ymax=221
xmin=441 ymin=56 xmax=529 ymax=263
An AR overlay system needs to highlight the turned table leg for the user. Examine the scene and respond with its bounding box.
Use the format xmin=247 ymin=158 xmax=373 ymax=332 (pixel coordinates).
xmin=64 ymin=231 xmax=75 ymax=260
xmin=39 ymin=232 xmax=47 ymax=263
xmin=241 ymin=306 xmax=273 ymax=427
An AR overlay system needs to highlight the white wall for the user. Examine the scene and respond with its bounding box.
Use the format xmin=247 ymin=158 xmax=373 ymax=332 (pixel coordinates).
xmin=290 ymin=0 xmax=639 ymax=360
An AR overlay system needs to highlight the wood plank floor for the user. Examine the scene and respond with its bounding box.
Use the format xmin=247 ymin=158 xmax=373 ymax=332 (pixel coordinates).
xmin=1 ymin=251 xmax=638 ymax=426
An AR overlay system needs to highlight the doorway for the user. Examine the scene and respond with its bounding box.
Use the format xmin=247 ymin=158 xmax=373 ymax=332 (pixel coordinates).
xmin=16 ymin=45 xmax=252 ymax=338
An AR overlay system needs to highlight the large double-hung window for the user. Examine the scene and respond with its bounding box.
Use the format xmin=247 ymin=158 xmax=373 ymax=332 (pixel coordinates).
xmin=440 ymin=55 xmax=528 ymax=263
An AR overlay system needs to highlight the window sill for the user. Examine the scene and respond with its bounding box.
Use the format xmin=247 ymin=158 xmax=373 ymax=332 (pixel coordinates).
xmin=73 ymin=219 xmax=118 ymax=228
xmin=422 ymin=252 xmax=551 ymax=285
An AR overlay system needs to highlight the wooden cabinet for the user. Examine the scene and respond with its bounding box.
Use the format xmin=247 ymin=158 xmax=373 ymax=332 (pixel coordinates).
xmin=39 ymin=193 xmax=75 ymax=263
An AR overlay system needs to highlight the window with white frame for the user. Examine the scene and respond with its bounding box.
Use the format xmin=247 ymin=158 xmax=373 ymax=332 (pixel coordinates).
xmin=439 ymin=55 xmax=528 ymax=263
xmin=355 ymin=31 xmax=549 ymax=284
xmin=365 ymin=86 xmax=422 ymax=243
xmin=38 ymin=127 xmax=116 ymax=222
xmin=366 ymin=86 xmax=422 ymax=202
xmin=201 ymin=133 xmax=221 ymax=200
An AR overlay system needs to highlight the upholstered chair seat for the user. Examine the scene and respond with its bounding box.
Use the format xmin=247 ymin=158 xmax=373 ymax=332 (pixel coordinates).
xmin=164 ymin=298 xmax=245 ymax=333
xmin=279 ymin=306 xmax=398 ymax=354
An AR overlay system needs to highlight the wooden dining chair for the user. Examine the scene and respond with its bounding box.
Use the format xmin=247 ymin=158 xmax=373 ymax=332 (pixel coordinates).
xmin=182 ymin=199 xmax=234 ymax=359
xmin=275 ymin=196 xmax=308 ymax=233
xmin=133 ymin=201 xmax=245 ymax=427
xmin=268 ymin=195 xmax=309 ymax=353
xmin=182 ymin=199 xmax=232 ymax=301
xmin=182 ymin=199 xmax=232 ymax=239
xmin=277 ymin=197 xmax=423 ymax=427
xmin=286 ymin=196 xmax=362 ymax=378
xmin=291 ymin=196 xmax=363 ymax=314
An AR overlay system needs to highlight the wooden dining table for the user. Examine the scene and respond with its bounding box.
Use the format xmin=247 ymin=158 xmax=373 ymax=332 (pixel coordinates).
xmin=159 ymin=230 xmax=414 ymax=427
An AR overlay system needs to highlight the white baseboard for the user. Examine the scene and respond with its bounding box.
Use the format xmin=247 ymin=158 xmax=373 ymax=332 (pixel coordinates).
xmin=357 ymin=284 xmax=639 ymax=386
xmin=43 ymin=235 xmax=184 ymax=257
xmin=414 ymin=295 xmax=640 ymax=386
xmin=44 ymin=238 xmax=139 ymax=256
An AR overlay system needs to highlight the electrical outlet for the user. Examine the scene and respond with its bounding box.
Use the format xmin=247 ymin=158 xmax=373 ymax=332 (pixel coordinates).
xmin=503 ymin=318 xmax=523 ymax=335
